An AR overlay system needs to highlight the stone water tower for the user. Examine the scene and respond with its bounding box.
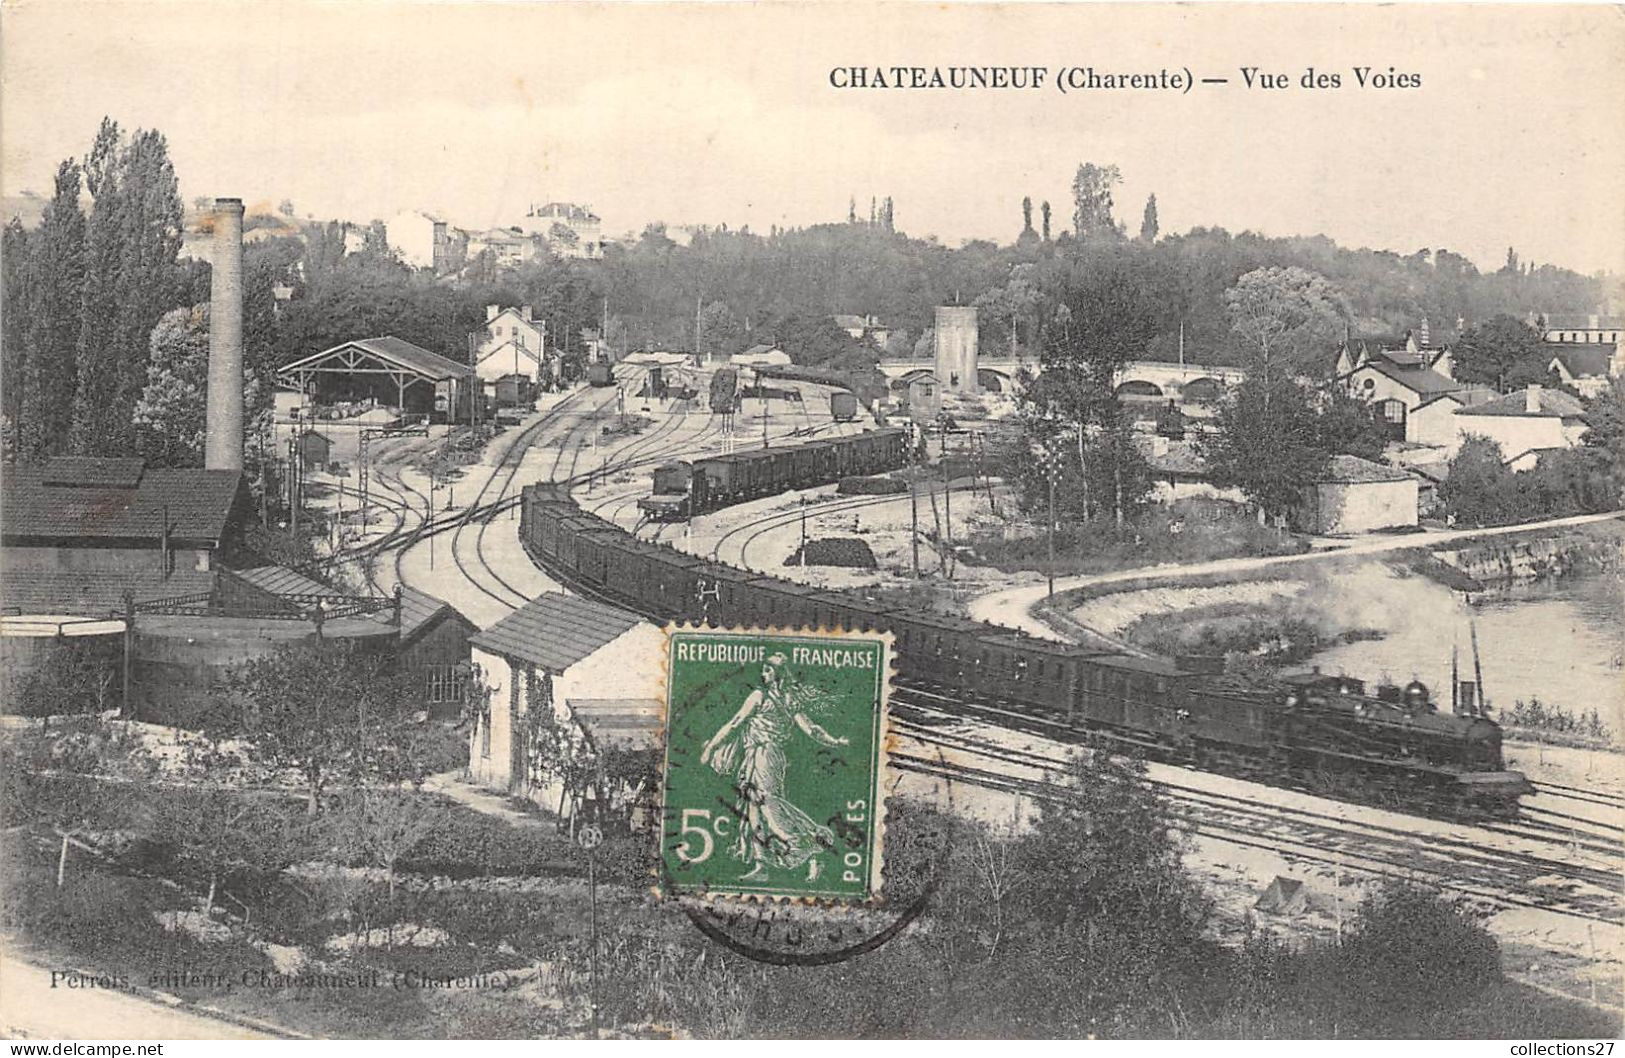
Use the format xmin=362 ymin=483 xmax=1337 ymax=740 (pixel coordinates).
xmin=933 ymin=306 xmax=979 ymax=396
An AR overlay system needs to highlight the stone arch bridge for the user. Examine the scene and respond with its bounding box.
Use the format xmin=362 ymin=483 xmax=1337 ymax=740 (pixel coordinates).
xmin=877 ymin=358 xmax=1247 ymax=401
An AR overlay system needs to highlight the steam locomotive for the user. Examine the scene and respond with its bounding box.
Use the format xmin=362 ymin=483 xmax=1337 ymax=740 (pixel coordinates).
xmin=524 ymin=482 xmax=1531 ymax=817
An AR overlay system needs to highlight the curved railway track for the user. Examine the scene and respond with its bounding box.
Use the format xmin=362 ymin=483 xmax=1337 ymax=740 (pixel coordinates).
xmin=890 ymin=705 xmax=1623 ymax=926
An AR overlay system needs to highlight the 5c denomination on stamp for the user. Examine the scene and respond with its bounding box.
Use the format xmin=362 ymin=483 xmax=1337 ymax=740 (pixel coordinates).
xmin=660 ymin=627 xmax=890 ymax=903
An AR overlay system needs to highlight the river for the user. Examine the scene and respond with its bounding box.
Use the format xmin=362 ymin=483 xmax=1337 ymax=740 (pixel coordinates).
xmin=1309 ymin=570 xmax=1625 ymax=736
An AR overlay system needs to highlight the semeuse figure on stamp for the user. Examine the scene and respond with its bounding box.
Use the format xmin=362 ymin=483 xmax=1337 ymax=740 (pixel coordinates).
xmin=700 ymin=652 xmax=849 ymax=882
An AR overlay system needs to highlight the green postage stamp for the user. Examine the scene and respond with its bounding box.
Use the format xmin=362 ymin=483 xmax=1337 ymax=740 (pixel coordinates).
xmin=660 ymin=628 xmax=891 ymax=902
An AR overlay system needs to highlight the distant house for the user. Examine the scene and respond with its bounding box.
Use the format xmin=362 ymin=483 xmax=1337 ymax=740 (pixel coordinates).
xmin=520 ymin=202 xmax=604 ymax=259
xmin=1405 ymin=386 xmax=1499 ymax=449
xmin=1546 ymin=344 xmax=1618 ymax=398
xmin=1453 ymin=384 xmax=1589 ymax=465
xmin=467 ymin=227 xmax=547 ymax=269
xmin=385 ymin=210 xmax=450 ymax=271
xmin=1336 ymin=332 xmax=1462 ymax=439
xmin=1139 ymin=438 xmax=1245 ymax=505
xmin=833 ymin=313 xmax=891 ymax=347
xmin=467 ymin=593 xmax=664 ymax=810
xmin=1534 ymin=313 xmax=1623 ymax=345
xmin=296 ymin=429 xmax=333 ymax=470
xmin=732 ymin=345 xmax=791 ymax=369
xmin=476 ymin=305 xmax=549 ymax=386
xmin=1293 ymin=455 xmax=1418 ymax=536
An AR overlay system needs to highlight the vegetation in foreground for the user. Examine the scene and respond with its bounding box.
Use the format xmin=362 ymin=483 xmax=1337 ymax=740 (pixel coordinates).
xmin=3 ymin=720 xmax=1615 ymax=1040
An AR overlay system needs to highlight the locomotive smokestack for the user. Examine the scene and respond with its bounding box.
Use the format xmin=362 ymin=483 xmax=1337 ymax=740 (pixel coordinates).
xmin=205 ymin=197 xmax=245 ymax=471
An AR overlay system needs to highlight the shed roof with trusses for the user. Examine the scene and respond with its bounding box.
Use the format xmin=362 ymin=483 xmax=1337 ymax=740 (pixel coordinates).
xmin=277 ymin=336 xmax=473 ymax=389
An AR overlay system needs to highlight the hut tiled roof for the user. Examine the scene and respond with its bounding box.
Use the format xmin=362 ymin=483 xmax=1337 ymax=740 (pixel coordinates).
xmin=1312 ymin=455 xmax=1414 ymax=485
xmin=1 ymin=461 xmax=246 ymax=543
xmin=469 ymin=592 xmax=642 ymax=673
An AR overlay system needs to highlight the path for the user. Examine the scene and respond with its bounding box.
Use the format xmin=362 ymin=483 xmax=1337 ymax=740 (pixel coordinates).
xmin=0 ymin=951 xmax=280 ymax=1040
xmin=969 ymin=510 xmax=1625 ymax=639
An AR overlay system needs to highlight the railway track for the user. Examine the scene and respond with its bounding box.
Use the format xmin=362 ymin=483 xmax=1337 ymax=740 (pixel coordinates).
xmin=513 ymin=509 xmax=1624 ymax=931
xmin=889 ymin=708 xmax=1623 ymax=926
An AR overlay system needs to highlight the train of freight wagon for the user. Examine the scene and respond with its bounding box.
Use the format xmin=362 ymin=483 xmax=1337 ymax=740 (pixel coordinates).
xmin=525 ymin=474 xmax=1532 ymax=818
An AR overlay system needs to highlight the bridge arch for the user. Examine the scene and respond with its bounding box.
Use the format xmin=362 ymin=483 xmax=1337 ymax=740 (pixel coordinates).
xmin=977 ymin=367 xmax=1013 ymax=393
xmin=1115 ymin=379 xmax=1164 ymax=399
xmin=1181 ymin=376 xmax=1224 ymax=403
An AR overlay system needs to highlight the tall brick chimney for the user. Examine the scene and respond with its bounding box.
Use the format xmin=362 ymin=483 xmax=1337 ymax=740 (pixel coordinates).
xmin=205 ymin=197 xmax=245 ymax=471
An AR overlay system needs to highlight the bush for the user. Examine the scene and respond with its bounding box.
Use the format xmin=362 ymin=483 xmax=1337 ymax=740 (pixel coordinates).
xmin=784 ymin=537 xmax=878 ymax=568
xmin=1332 ymin=882 xmax=1502 ymax=1027
xmin=836 ymin=474 xmax=906 ymax=496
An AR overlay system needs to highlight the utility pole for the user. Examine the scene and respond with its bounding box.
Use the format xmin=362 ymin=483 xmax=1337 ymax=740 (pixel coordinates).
xmin=1041 ymin=448 xmax=1064 ymax=599
xmin=903 ymin=428 xmax=918 ymax=577
xmin=940 ymin=415 xmax=953 ymax=577
xmin=758 ymin=368 xmax=769 ymax=449
xmin=428 ymin=468 xmax=437 ymax=570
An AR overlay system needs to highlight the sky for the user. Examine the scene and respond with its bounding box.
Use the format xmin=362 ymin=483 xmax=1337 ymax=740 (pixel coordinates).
xmin=3 ymin=1 xmax=1623 ymax=276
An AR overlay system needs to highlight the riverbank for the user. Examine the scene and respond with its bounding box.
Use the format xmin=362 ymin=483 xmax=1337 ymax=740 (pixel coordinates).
xmin=1034 ymin=520 xmax=1624 ymax=740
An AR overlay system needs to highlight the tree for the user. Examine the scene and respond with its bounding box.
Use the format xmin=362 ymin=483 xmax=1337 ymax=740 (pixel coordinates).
xmin=767 ymin=311 xmax=874 ymax=373
xmin=1009 ymin=746 xmax=1214 ymax=1034
xmin=1438 ymin=434 xmax=1514 ymax=526
xmin=133 ymin=303 xmax=265 ymax=467
xmin=1070 ymin=162 xmax=1122 ymax=241
xmin=1139 ymin=193 xmax=1159 ymax=243
xmin=1021 ymin=255 xmax=1159 ymax=524
xmin=222 ymin=641 xmax=416 ymax=815
xmin=2 ymin=219 xmax=33 ymax=455
xmin=71 ymin=121 xmax=184 ymax=455
xmin=1314 ymin=382 xmax=1389 ymax=463
xmin=1224 ymin=266 xmax=1348 ymax=385
xmin=1040 ymin=200 xmax=1051 ymax=242
xmin=696 ymin=300 xmax=744 ymax=356
xmin=1452 ymin=314 xmax=1548 ymax=390
xmin=14 ymin=161 xmax=88 ymax=460
xmin=1201 ymin=374 xmax=1333 ymax=521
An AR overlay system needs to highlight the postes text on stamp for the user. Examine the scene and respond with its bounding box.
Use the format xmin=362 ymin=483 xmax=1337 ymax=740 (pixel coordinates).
xmin=660 ymin=628 xmax=889 ymax=902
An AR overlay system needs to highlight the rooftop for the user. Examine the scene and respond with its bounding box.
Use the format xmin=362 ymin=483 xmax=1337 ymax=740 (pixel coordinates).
xmin=1312 ymin=455 xmax=1415 ymax=485
xmin=279 ymin=336 xmax=473 ymax=382
xmin=1457 ymin=387 xmax=1588 ymax=419
xmin=469 ymin=592 xmax=643 ymax=673
xmin=1541 ymin=314 xmax=1623 ymax=331
xmin=1351 ymin=357 xmax=1463 ymax=398
xmin=0 ymin=568 xmax=217 ymax=618
xmin=1 ymin=461 xmax=246 ymax=543
xmin=1547 ymin=344 xmax=1615 ymax=378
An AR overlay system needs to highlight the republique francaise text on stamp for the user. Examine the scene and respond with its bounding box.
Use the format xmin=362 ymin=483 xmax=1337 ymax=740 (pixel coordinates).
xmin=659 ymin=627 xmax=890 ymax=903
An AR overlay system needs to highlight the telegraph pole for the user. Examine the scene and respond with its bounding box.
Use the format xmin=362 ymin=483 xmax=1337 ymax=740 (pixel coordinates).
xmin=1041 ymin=448 xmax=1064 ymax=599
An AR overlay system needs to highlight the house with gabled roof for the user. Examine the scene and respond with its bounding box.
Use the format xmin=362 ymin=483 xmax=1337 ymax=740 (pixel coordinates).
xmin=466 ymin=592 xmax=663 ymax=802
xmin=1546 ymin=344 xmax=1619 ymax=398
xmin=1534 ymin=313 xmax=1623 ymax=345
xmin=1336 ymin=331 xmax=1466 ymax=441
xmin=1453 ymin=384 xmax=1589 ymax=464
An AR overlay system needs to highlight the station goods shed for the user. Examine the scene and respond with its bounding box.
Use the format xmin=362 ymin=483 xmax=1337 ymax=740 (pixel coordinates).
xmin=277 ymin=336 xmax=475 ymax=424
xmin=467 ymin=592 xmax=664 ymax=811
